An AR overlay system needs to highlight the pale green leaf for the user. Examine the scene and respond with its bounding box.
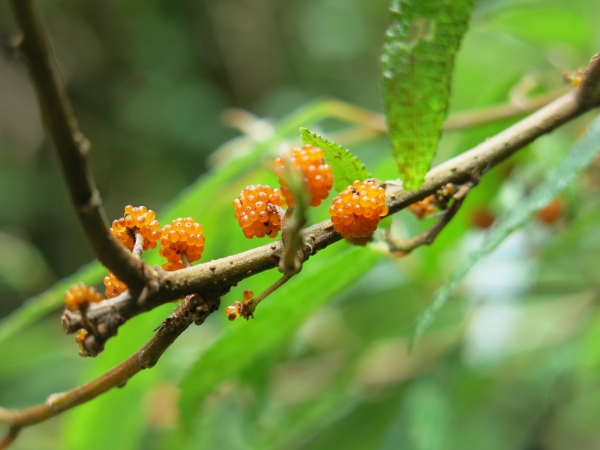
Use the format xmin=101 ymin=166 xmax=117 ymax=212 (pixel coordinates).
xmin=300 ymin=127 xmax=370 ymax=190
xmin=381 ymin=0 xmax=474 ymax=190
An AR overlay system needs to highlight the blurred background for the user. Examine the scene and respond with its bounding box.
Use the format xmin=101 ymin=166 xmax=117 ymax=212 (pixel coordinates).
xmin=2 ymin=0 xmax=600 ymax=448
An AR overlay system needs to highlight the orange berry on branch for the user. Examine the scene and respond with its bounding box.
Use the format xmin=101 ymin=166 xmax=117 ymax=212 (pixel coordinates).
xmin=328 ymin=180 xmax=388 ymax=239
xmin=408 ymin=195 xmax=436 ymax=220
xmin=104 ymin=272 xmax=127 ymax=298
xmin=274 ymin=144 xmax=334 ymax=207
xmin=233 ymin=184 xmax=285 ymax=239
xmin=64 ymin=283 xmax=104 ymax=312
xmin=159 ymin=217 xmax=205 ymax=271
xmin=110 ymin=205 xmax=162 ymax=252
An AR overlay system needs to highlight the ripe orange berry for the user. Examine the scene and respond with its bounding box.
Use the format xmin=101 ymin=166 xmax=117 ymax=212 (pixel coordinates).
xmin=159 ymin=217 xmax=205 ymax=271
xmin=409 ymin=184 xmax=457 ymax=218
xmin=104 ymin=272 xmax=127 ymax=298
xmin=471 ymin=207 xmax=495 ymax=229
xmin=328 ymin=180 xmax=388 ymax=239
xmin=274 ymin=144 xmax=334 ymax=207
xmin=408 ymin=195 xmax=436 ymax=220
xmin=110 ymin=205 xmax=162 ymax=251
xmin=233 ymin=185 xmax=285 ymax=239
xmin=225 ymin=302 xmax=242 ymax=321
xmin=64 ymin=283 xmax=104 ymax=312
xmin=536 ymin=198 xmax=564 ymax=224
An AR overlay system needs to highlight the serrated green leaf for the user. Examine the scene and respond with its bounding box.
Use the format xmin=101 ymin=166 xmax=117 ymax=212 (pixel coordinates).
xmin=178 ymin=246 xmax=381 ymax=433
xmin=409 ymin=115 xmax=600 ymax=349
xmin=381 ymin=0 xmax=474 ymax=190
xmin=300 ymin=127 xmax=370 ymax=191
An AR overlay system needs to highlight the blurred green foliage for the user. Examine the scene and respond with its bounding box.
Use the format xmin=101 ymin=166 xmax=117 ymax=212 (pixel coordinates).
xmin=1 ymin=0 xmax=600 ymax=449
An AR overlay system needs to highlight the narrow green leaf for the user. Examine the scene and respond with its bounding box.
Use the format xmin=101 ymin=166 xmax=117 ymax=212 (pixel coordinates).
xmin=409 ymin=115 xmax=600 ymax=349
xmin=178 ymin=246 xmax=381 ymax=432
xmin=381 ymin=0 xmax=474 ymax=190
xmin=300 ymin=127 xmax=370 ymax=191
xmin=381 ymin=380 xmax=449 ymax=450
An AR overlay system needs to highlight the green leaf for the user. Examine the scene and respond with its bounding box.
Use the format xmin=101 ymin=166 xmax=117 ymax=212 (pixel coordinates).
xmin=409 ymin=115 xmax=600 ymax=349
xmin=300 ymin=127 xmax=370 ymax=191
xmin=381 ymin=0 xmax=474 ymax=190
xmin=381 ymin=380 xmax=449 ymax=450
xmin=178 ymin=246 xmax=382 ymax=433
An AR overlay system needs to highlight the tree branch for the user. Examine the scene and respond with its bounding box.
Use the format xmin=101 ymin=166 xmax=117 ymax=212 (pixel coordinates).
xmin=382 ymin=183 xmax=473 ymax=255
xmin=0 ymin=294 xmax=219 ymax=444
xmin=62 ymin=55 xmax=600 ymax=353
xmin=8 ymin=0 xmax=146 ymax=293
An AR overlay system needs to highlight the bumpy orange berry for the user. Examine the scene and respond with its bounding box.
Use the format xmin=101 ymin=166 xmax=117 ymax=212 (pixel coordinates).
xmin=233 ymin=185 xmax=285 ymax=239
xmin=159 ymin=217 xmax=205 ymax=271
xmin=64 ymin=283 xmax=104 ymax=312
xmin=274 ymin=144 xmax=334 ymax=207
xmin=328 ymin=180 xmax=388 ymax=239
xmin=104 ymin=272 xmax=127 ymax=298
xmin=110 ymin=205 xmax=162 ymax=251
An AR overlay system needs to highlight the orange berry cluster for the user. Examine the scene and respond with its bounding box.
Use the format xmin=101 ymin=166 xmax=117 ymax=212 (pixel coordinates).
xmin=274 ymin=144 xmax=334 ymax=207
xmin=408 ymin=183 xmax=456 ymax=220
xmin=159 ymin=217 xmax=205 ymax=271
xmin=111 ymin=205 xmax=162 ymax=251
xmin=233 ymin=185 xmax=285 ymax=239
xmin=328 ymin=180 xmax=388 ymax=238
xmin=64 ymin=283 xmax=103 ymax=312
xmin=104 ymin=271 xmax=127 ymax=298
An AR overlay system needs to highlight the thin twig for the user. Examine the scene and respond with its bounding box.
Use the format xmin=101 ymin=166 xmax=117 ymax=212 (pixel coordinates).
xmin=578 ymin=52 xmax=600 ymax=106
xmin=181 ymin=252 xmax=191 ymax=268
xmin=0 ymin=294 xmax=219 ymax=441
xmin=0 ymin=428 xmax=18 ymax=450
xmin=8 ymin=0 xmax=146 ymax=294
xmin=132 ymin=232 xmax=144 ymax=258
xmin=321 ymin=86 xmax=568 ymax=138
xmin=226 ymin=273 xmax=295 ymax=321
xmin=382 ymin=183 xmax=473 ymax=255
xmin=249 ymin=273 xmax=294 ymax=312
xmin=279 ymin=153 xmax=309 ymax=274
xmin=442 ymin=88 xmax=568 ymax=131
